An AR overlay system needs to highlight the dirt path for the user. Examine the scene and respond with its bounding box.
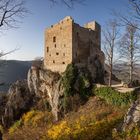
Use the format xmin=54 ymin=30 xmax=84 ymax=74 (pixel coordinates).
xmin=111 ymin=83 xmax=135 ymax=93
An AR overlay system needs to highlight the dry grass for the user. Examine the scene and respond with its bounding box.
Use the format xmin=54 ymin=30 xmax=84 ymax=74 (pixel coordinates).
xmin=3 ymin=96 xmax=128 ymax=140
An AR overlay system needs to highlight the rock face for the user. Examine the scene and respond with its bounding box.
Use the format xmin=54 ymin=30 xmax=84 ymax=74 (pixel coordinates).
xmin=27 ymin=66 xmax=63 ymax=121
xmin=122 ymin=94 xmax=140 ymax=131
xmin=0 ymin=94 xmax=7 ymax=124
xmin=3 ymin=80 xmax=34 ymax=127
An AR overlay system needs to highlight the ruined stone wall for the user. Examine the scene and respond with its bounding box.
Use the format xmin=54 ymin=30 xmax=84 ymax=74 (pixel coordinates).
xmin=72 ymin=21 xmax=104 ymax=82
xmin=72 ymin=21 xmax=101 ymax=66
xmin=84 ymin=21 xmax=101 ymax=49
xmin=44 ymin=16 xmax=73 ymax=73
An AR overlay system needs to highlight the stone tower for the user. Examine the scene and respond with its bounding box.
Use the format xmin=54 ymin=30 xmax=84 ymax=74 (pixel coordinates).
xmin=44 ymin=16 xmax=104 ymax=81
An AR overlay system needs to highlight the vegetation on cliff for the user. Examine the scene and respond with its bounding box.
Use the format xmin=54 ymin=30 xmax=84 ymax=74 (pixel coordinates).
xmin=59 ymin=64 xmax=93 ymax=114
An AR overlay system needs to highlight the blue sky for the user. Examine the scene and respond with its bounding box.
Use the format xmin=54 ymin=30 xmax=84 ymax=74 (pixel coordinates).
xmin=0 ymin=0 xmax=128 ymax=60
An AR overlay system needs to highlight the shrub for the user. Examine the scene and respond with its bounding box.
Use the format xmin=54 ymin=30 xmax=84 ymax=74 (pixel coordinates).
xmin=22 ymin=110 xmax=37 ymax=126
xmin=78 ymin=72 xmax=92 ymax=101
xmin=61 ymin=64 xmax=78 ymax=96
xmin=59 ymin=64 xmax=78 ymax=113
xmin=47 ymin=121 xmax=71 ymax=140
xmin=0 ymin=125 xmax=4 ymax=134
xmin=41 ymin=114 xmax=123 ymax=140
xmin=8 ymin=110 xmax=54 ymax=135
xmin=9 ymin=120 xmax=22 ymax=134
xmin=21 ymin=110 xmax=53 ymax=127
xmin=93 ymin=86 xmax=136 ymax=106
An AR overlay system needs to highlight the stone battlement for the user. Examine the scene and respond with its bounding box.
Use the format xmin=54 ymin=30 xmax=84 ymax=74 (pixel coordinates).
xmin=46 ymin=16 xmax=99 ymax=33
xmin=46 ymin=16 xmax=74 ymax=30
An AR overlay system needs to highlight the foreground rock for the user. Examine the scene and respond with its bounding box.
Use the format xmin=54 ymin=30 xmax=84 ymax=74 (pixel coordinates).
xmin=3 ymin=80 xmax=34 ymax=127
xmin=122 ymin=94 xmax=140 ymax=131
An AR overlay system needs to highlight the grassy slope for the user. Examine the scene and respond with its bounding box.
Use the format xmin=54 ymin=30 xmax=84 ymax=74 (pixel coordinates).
xmin=4 ymin=96 xmax=128 ymax=140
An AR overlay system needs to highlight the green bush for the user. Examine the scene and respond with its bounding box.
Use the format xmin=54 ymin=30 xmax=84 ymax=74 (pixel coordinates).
xmin=61 ymin=64 xmax=78 ymax=96
xmin=60 ymin=64 xmax=78 ymax=113
xmin=60 ymin=64 xmax=93 ymax=113
xmin=78 ymin=73 xmax=92 ymax=101
xmin=94 ymin=87 xmax=136 ymax=106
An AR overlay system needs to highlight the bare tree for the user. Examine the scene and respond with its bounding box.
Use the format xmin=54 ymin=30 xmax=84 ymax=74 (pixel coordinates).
xmin=113 ymin=0 xmax=140 ymax=30
xmin=0 ymin=0 xmax=27 ymax=64
xmin=0 ymin=0 xmax=27 ymax=30
xmin=48 ymin=0 xmax=85 ymax=8
xmin=129 ymin=0 xmax=140 ymax=20
xmin=119 ymin=24 xmax=140 ymax=83
xmin=103 ymin=19 xmax=120 ymax=86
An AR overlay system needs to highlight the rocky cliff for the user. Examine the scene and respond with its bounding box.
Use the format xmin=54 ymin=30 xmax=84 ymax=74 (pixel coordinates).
xmin=122 ymin=93 xmax=140 ymax=131
xmin=2 ymin=80 xmax=34 ymax=127
xmin=0 ymin=63 xmax=104 ymax=128
xmin=27 ymin=66 xmax=63 ymax=121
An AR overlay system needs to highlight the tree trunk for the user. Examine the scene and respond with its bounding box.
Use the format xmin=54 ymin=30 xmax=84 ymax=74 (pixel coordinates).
xmin=129 ymin=60 xmax=133 ymax=83
xmin=109 ymin=53 xmax=113 ymax=86
xmin=109 ymin=63 xmax=113 ymax=86
xmin=129 ymin=31 xmax=134 ymax=83
xmin=109 ymin=44 xmax=114 ymax=87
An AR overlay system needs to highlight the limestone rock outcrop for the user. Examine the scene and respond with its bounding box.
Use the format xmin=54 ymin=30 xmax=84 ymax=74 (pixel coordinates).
xmin=3 ymin=80 xmax=34 ymax=127
xmin=122 ymin=94 xmax=140 ymax=131
xmin=27 ymin=67 xmax=63 ymax=121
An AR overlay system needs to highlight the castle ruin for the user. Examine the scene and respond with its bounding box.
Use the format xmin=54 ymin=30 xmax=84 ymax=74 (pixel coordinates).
xmin=44 ymin=16 xmax=105 ymax=82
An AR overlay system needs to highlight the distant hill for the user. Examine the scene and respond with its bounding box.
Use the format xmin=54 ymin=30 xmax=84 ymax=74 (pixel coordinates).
xmin=0 ymin=60 xmax=32 ymax=92
xmin=105 ymin=63 xmax=140 ymax=83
